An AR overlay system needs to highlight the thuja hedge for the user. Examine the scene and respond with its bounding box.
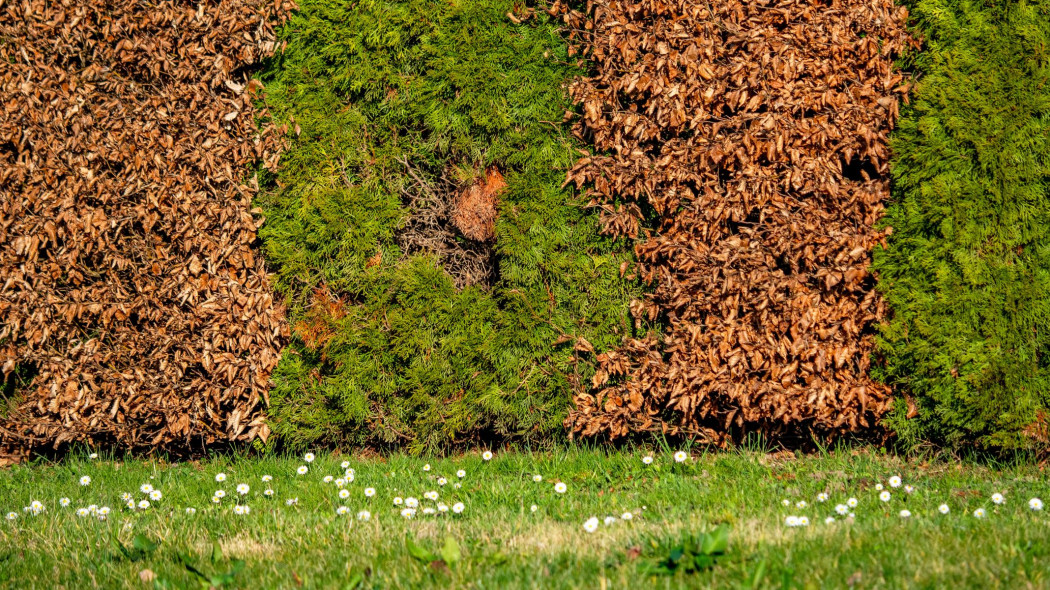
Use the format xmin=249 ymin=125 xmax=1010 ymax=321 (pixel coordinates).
xmin=874 ymin=0 xmax=1050 ymax=449
xmin=255 ymin=0 xmax=637 ymax=453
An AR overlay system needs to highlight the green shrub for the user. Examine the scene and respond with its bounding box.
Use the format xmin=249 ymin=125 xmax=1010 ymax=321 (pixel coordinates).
xmin=874 ymin=0 xmax=1050 ymax=449
xmin=256 ymin=0 xmax=636 ymax=453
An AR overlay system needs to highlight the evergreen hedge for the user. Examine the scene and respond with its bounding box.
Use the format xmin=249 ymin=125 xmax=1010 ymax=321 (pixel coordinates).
xmin=874 ymin=0 xmax=1050 ymax=449
xmin=256 ymin=0 xmax=636 ymax=453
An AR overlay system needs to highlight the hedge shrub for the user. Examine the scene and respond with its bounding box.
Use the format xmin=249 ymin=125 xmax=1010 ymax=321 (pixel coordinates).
xmin=256 ymin=0 xmax=637 ymax=453
xmin=874 ymin=0 xmax=1050 ymax=449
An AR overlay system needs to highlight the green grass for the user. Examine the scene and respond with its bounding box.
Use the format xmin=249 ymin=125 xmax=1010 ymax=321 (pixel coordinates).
xmin=0 ymin=448 xmax=1047 ymax=588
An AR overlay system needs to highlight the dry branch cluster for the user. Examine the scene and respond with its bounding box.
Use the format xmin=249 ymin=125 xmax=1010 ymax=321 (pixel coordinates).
xmin=0 ymin=0 xmax=293 ymax=460
xmin=559 ymin=0 xmax=916 ymax=443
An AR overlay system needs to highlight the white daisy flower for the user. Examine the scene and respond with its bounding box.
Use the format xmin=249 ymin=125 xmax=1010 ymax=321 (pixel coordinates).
xmin=424 ymin=491 xmax=438 ymax=501
xmin=401 ymin=508 xmax=416 ymax=519
xmin=530 ymin=505 xmax=539 ymax=513
xmin=120 ymin=492 xmax=132 ymax=502
xmin=211 ymin=496 xmax=221 ymax=504
xmin=393 ymin=497 xmax=404 ymax=506
xmin=357 ymin=510 xmax=371 ymax=521
xmin=215 ymin=490 xmax=226 ymax=498
xmin=603 ymin=516 xmax=618 ymax=526
xmin=339 ymin=489 xmax=350 ymax=499
xmin=847 ymin=497 xmax=858 ymax=508
xmin=423 ymin=464 xmax=431 ymax=472
xmin=973 ymin=508 xmax=986 ymax=518
xmin=215 ymin=473 xmax=226 ymax=483
xmin=452 ymin=502 xmax=465 ymax=514
xmin=323 ymin=475 xmax=334 ymax=484
xmin=482 ymin=451 xmax=494 ymax=461
xmin=304 ymin=452 xmax=315 ymax=463
xmin=185 ymin=507 xmax=197 ymax=515
xmin=583 ymin=517 xmax=599 ymax=533
xmin=992 ymin=493 xmax=1004 ymax=505
xmin=621 ymin=511 xmax=633 ymax=521
xmin=29 ymin=501 xmax=44 ymax=515
xmin=365 ymin=487 xmax=376 ymax=497
xmin=59 ymin=498 xmax=71 ymax=507
xmin=904 ymin=484 xmax=914 ymax=494
xmin=336 ymin=506 xmax=349 ymax=515
xmin=456 ymin=470 xmax=466 ymax=478
xmin=77 ymin=508 xmax=90 ymax=517
xmin=533 ymin=474 xmax=543 ymax=483
xmin=1029 ymin=498 xmax=1043 ymax=511
xmin=938 ymin=504 xmax=950 ymax=514
xmin=88 ymin=504 xmax=98 ymax=514
xmin=345 ymin=468 xmax=356 ymax=479
xmin=286 ymin=498 xmax=299 ymax=506
xmin=899 ymin=509 xmax=911 ymax=518
xmin=817 ymin=493 xmax=828 ymax=503
xmin=835 ymin=504 xmax=849 ymax=516
xmin=79 ymin=475 xmax=91 ymax=486
xmin=422 ymin=507 xmax=436 ymax=515
xmin=785 ymin=515 xmax=800 ymax=527
xmin=798 ymin=516 xmax=810 ymax=526
xmin=453 ymin=482 xmax=461 ymax=489
xmin=879 ymin=491 xmax=891 ymax=502
xmin=875 ymin=483 xmax=884 ymax=491
xmin=97 ymin=507 xmax=110 ymax=519
xmin=4 ymin=512 xmax=15 ymax=521
xmin=297 ymin=466 xmax=308 ymax=475
xmin=796 ymin=501 xmax=807 ymax=509
xmin=437 ymin=477 xmax=447 ymax=486
xmin=234 ymin=505 xmax=250 ymax=515
xmin=138 ymin=500 xmax=150 ymax=510
xmin=261 ymin=475 xmax=273 ymax=483
xmin=642 ymin=455 xmax=654 ymax=465
xmin=782 ymin=499 xmax=791 ymax=507
xmin=149 ymin=490 xmax=162 ymax=501
xmin=554 ymin=482 xmax=567 ymax=494
xmin=889 ymin=476 xmax=902 ymax=488
xmin=825 ymin=516 xmax=836 ymax=524
xmin=673 ymin=450 xmax=688 ymax=463
xmin=336 ymin=479 xmax=346 ymax=488
xmin=438 ymin=504 xmax=449 ymax=513
xmin=264 ymin=489 xmax=275 ymax=497
xmin=140 ymin=483 xmax=154 ymax=494
xmin=127 ymin=500 xmax=137 ymax=509
xmin=405 ymin=497 xmax=419 ymax=508
xmin=89 ymin=453 xmax=98 ymax=460
xmin=341 ymin=461 xmax=351 ymax=469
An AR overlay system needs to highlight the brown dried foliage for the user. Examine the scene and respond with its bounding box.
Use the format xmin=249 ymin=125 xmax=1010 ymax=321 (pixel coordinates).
xmin=557 ymin=0 xmax=917 ymax=444
xmin=0 ymin=0 xmax=294 ymax=461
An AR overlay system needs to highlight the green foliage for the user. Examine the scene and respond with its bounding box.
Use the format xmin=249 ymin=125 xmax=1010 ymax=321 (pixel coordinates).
xmin=638 ymin=524 xmax=730 ymax=576
xmin=257 ymin=0 xmax=636 ymax=453
xmin=874 ymin=0 xmax=1050 ymax=448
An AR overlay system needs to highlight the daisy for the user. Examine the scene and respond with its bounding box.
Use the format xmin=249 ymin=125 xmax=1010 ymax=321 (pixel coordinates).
xmin=357 ymin=510 xmax=371 ymax=521
xmin=89 ymin=453 xmax=98 ymax=460
xmin=437 ymin=477 xmax=447 ymax=486
xmin=798 ymin=516 xmax=810 ymax=526
xmin=336 ymin=479 xmax=346 ymax=488
xmin=185 ymin=507 xmax=197 ymax=515
xmin=899 ymin=509 xmax=911 ymax=518
xmin=59 ymin=498 xmax=71 ymax=507
xmin=76 ymin=508 xmax=90 ymax=517
xmin=889 ymin=476 xmax=902 ymax=488
xmin=5 ymin=512 xmax=15 ymax=521
xmin=29 ymin=500 xmax=44 ymax=515
xmin=835 ymin=504 xmax=849 ymax=516
xmin=79 ymin=475 xmax=91 ymax=486
xmin=424 ymin=491 xmax=438 ymax=501
xmin=264 ymin=489 xmax=275 ymax=497
xmin=781 ymin=499 xmax=790 ymax=507
xmin=452 ymin=502 xmax=465 ymax=514
xmin=530 ymin=505 xmax=539 ymax=513
xmin=847 ymin=497 xmax=858 ymax=508
xmin=405 ymin=497 xmax=419 ymax=508
xmin=785 ymin=515 xmax=800 ymax=527
xmin=304 ymin=452 xmax=315 ymax=463
xmin=604 ymin=516 xmax=618 ymax=526
xmin=554 ymin=482 xmax=567 ymax=494
xmin=453 ymin=482 xmax=461 ymax=489
xmin=438 ymin=504 xmax=449 ymax=513
xmin=365 ymin=487 xmax=376 ymax=497
xmin=127 ymin=500 xmax=137 ymax=509
xmin=796 ymin=501 xmax=808 ymax=509
xmin=973 ymin=508 xmax=986 ymax=518
xmin=423 ymin=464 xmax=431 ymax=471
xmin=422 ymin=507 xmax=436 ymax=515
xmin=88 ymin=504 xmax=98 ymax=514
xmin=262 ymin=475 xmax=273 ymax=483
xmin=875 ymin=483 xmax=884 ymax=491
xmin=583 ymin=517 xmax=599 ymax=533
xmin=215 ymin=490 xmax=227 ymax=498
xmin=341 ymin=461 xmax=351 ymax=469
xmin=533 ymin=474 xmax=543 ymax=483
xmin=642 ymin=455 xmax=653 ymax=465
xmin=286 ymin=498 xmax=299 ymax=506
xmin=1029 ymin=498 xmax=1043 ymax=511
xmin=120 ymin=492 xmax=132 ymax=502
xmin=825 ymin=516 xmax=836 ymax=524
xmin=234 ymin=505 xmax=250 ymax=515
xmin=149 ymin=490 xmax=162 ymax=501
xmin=138 ymin=500 xmax=150 ymax=510
xmin=140 ymin=483 xmax=154 ymax=494
xmin=393 ymin=497 xmax=404 ymax=506
xmin=904 ymin=485 xmax=915 ymax=494
xmin=673 ymin=450 xmax=688 ymax=463
xmin=817 ymin=493 xmax=828 ymax=503
xmin=879 ymin=491 xmax=891 ymax=502
xmin=456 ymin=470 xmax=466 ymax=478
xmin=297 ymin=466 xmax=308 ymax=475
xmin=336 ymin=506 xmax=349 ymax=515
xmin=339 ymin=489 xmax=350 ymax=499
xmin=211 ymin=496 xmax=221 ymax=504
xmin=938 ymin=504 xmax=950 ymax=514
xmin=323 ymin=475 xmax=334 ymax=484
xmin=621 ymin=511 xmax=633 ymax=521
xmin=97 ymin=507 xmax=110 ymax=520
xmin=992 ymin=493 xmax=1005 ymax=505
xmin=215 ymin=473 xmax=226 ymax=483
xmin=401 ymin=508 xmax=416 ymax=519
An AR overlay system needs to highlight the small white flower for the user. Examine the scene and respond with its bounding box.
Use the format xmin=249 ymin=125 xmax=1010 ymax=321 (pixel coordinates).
xmin=234 ymin=505 xmax=250 ymax=515
xmin=533 ymin=474 xmax=543 ymax=483
xmin=835 ymin=504 xmax=849 ymax=515
xmin=879 ymin=491 xmax=891 ymax=503
xmin=89 ymin=452 xmax=98 ymax=460
xmin=453 ymin=482 xmax=461 ymax=489
xmin=149 ymin=490 xmax=162 ymax=501
xmin=77 ymin=508 xmax=90 ymax=517
xmin=554 ymin=482 xmax=567 ymax=494
xmin=583 ymin=517 xmax=599 ymax=533
xmin=341 ymin=461 xmax=351 ymax=469
xmin=215 ymin=473 xmax=226 ymax=483
xmin=796 ymin=501 xmax=807 ymax=509
xmin=424 ymin=491 xmax=438 ymax=501
xmin=264 ymin=488 xmax=275 ymax=496
xmin=59 ymin=498 xmax=71 ymax=507
xmin=339 ymin=489 xmax=350 ymax=499
xmin=875 ymin=483 xmax=884 ymax=491
xmin=405 ymin=497 xmax=419 ymax=508
xmin=423 ymin=464 xmax=431 ymax=471
xmin=26 ymin=501 xmax=43 ymax=515
xmin=452 ymin=502 xmax=465 ymax=514
xmin=904 ymin=484 xmax=914 ymax=494
xmin=262 ymin=475 xmax=273 ymax=483
xmin=621 ymin=511 xmax=633 ymax=521
xmin=365 ymin=487 xmax=376 ymax=497
xmin=215 ymin=490 xmax=226 ymax=498
xmin=798 ymin=516 xmax=810 ymax=526
xmin=482 ymin=451 xmax=493 ymax=461
xmin=642 ymin=455 xmax=653 ymax=465
xmin=889 ymin=476 xmax=902 ymax=488
xmin=323 ymin=475 xmax=334 ymax=484
xmin=401 ymin=508 xmax=416 ymax=519
xmin=5 ymin=512 xmax=15 ymax=521
xmin=785 ymin=515 xmax=799 ymax=527
xmin=782 ymin=499 xmax=791 ymax=507
xmin=422 ymin=507 xmax=436 ymax=515
xmin=286 ymin=498 xmax=299 ymax=506
xmin=336 ymin=478 xmax=346 ymax=488
xmin=336 ymin=506 xmax=349 ymax=515
xmin=817 ymin=493 xmax=828 ymax=503
xmin=847 ymin=497 xmax=858 ymax=508
xmin=138 ymin=500 xmax=150 ymax=510
xmin=899 ymin=509 xmax=911 ymax=518
xmin=456 ymin=469 xmax=466 ymax=478
xmin=88 ymin=504 xmax=98 ymax=514
xmin=304 ymin=452 xmax=315 ymax=463
xmin=297 ymin=466 xmax=308 ymax=475
xmin=211 ymin=496 xmax=221 ymax=504
xmin=938 ymin=504 xmax=950 ymax=514
xmin=140 ymin=483 xmax=154 ymax=494
xmin=357 ymin=510 xmax=371 ymax=521
xmin=673 ymin=450 xmax=688 ymax=463
xmin=126 ymin=500 xmax=136 ymax=509
xmin=437 ymin=477 xmax=447 ymax=486
xmin=79 ymin=475 xmax=91 ymax=486
xmin=185 ymin=507 xmax=197 ymax=515
xmin=120 ymin=492 xmax=132 ymax=502
xmin=530 ymin=505 xmax=539 ymax=513
xmin=992 ymin=493 xmax=1004 ymax=505
xmin=1029 ymin=498 xmax=1043 ymax=511
xmin=973 ymin=508 xmax=986 ymax=518
xmin=604 ymin=516 xmax=618 ymax=526
xmin=393 ymin=497 xmax=404 ymax=506
xmin=97 ymin=506 xmax=110 ymax=519
xmin=825 ymin=516 xmax=836 ymax=524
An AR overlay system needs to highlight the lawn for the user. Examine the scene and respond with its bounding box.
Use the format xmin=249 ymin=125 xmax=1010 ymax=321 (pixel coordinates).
xmin=0 ymin=446 xmax=1046 ymax=589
